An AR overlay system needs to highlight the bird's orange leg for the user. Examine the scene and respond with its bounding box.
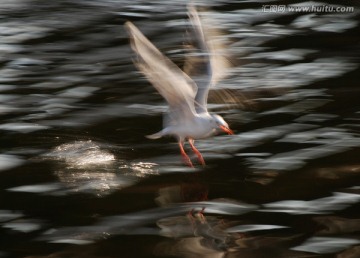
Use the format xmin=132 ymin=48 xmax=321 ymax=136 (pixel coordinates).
xmin=188 ymin=138 xmax=205 ymax=166
xmin=179 ymin=141 xmax=194 ymax=168
xmin=197 ymin=207 xmax=206 ymax=223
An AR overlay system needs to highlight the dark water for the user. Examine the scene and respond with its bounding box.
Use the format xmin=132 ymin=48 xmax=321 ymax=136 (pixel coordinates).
xmin=1 ymin=0 xmax=360 ymax=257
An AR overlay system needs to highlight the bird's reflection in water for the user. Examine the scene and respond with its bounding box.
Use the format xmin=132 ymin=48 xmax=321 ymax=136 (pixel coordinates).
xmin=155 ymin=213 xmax=360 ymax=258
xmin=154 ymin=182 xmax=252 ymax=257
xmin=154 ymin=215 xmax=302 ymax=258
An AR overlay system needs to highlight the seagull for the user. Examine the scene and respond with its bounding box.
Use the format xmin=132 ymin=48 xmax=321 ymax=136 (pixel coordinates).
xmin=125 ymin=6 xmax=233 ymax=167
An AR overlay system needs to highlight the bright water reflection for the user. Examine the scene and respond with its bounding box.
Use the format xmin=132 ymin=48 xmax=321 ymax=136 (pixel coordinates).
xmin=32 ymin=140 xmax=164 ymax=195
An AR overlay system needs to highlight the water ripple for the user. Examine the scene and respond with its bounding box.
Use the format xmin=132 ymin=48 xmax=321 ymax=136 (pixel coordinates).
xmin=292 ymin=237 xmax=360 ymax=254
xmin=0 ymin=154 xmax=25 ymax=171
xmin=261 ymin=192 xmax=360 ymax=215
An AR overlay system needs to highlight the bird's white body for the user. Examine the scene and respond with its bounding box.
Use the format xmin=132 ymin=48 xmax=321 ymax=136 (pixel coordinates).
xmin=149 ymin=113 xmax=218 ymax=140
xmin=125 ymin=5 xmax=233 ymax=166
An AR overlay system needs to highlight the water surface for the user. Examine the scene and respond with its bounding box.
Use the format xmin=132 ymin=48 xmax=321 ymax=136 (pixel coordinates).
xmin=0 ymin=0 xmax=359 ymax=257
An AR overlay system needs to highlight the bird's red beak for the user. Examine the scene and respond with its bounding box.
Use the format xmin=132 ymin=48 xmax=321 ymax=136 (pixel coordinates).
xmin=220 ymin=125 xmax=234 ymax=135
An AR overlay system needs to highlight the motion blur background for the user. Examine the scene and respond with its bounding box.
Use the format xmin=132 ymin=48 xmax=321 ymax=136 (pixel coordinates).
xmin=0 ymin=0 xmax=359 ymax=257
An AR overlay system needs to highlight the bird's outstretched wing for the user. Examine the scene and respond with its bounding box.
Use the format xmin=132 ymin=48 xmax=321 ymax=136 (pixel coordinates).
xmin=125 ymin=21 xmax=197 ymax=124
xmin=185 ymin=5 xmax=231 ymax=114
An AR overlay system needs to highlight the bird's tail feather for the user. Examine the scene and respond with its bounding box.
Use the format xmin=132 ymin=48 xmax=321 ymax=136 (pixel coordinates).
xmin=146 ymin=130 xmax=163 ymax=139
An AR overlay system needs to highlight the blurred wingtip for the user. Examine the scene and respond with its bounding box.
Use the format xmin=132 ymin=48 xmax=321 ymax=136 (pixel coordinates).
xmin=187 ymin=2 xmax=195 ymax=11
xmin=184 ymin=4 xmax=235 ymax=83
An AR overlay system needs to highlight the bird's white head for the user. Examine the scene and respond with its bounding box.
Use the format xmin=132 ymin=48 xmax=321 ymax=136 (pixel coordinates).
xmin=211 ymin=114 xmax=234 ymax=135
